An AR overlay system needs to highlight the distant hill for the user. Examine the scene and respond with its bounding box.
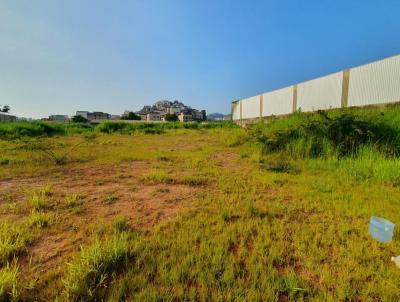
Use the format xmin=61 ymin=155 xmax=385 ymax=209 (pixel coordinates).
xmin=207 ymin=113 xmax=228 ymax=121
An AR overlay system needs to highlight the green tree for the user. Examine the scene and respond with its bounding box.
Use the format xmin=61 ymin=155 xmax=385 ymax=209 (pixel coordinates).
xmin=71 ymin=115 xmax=88 ymax=123
xmin=165 ymin=113 xmax=178 ymax=122
xmin=122 ymin=112 xmax=141 ymax=120
xmin=0 ymin=105 xmax=10 ymax=113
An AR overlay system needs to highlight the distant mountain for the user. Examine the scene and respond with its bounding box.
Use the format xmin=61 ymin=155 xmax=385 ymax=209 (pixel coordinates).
xmin=207 ymin=113 xmax=228 ymax=121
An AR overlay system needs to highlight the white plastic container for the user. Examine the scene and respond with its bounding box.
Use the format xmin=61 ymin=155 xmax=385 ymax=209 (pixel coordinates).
xmin=391 ymin=256 xmax=400 ymax=268
xmin=368 ymin=216 xmax=395 ymax=243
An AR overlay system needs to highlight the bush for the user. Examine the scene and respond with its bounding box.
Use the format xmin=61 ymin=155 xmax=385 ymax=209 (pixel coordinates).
xmin=250 ymin=110 xmax=400 ymax=158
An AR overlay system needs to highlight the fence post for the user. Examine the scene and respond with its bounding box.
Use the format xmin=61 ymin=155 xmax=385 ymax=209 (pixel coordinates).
xmin=259 ymin=94 xmax=263 ymax=119
xmin=341 ymin=69 xmax=350 ymax=108
xmin=292 ymin=84 xmax=298 ymax=113
xmin=240 ymin=100 xmax=243 ymax=124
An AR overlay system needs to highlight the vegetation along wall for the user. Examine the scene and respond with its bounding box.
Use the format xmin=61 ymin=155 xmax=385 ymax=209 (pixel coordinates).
xmin=232 ymin=54 xmax=400 ymax=122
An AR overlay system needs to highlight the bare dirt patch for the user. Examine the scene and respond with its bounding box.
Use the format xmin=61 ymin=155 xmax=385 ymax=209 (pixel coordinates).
xmin=1 ymin=160 xmax=201 ymax=274
xmin=213 ymin=151 xmax=239 ymax=168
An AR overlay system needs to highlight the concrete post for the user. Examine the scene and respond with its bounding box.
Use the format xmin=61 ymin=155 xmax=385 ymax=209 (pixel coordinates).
xmin=341 ymin=69 xmax=350 ymax=108
xmin=292 ymin=84 xmax=298 ymax=113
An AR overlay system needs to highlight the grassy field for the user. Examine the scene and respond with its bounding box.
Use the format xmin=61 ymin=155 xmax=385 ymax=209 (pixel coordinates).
xmin=1 ymin=110 xmax=400 ymax=301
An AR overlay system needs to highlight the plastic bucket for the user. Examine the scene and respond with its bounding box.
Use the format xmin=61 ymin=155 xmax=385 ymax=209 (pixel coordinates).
xmin=369 ymin=216 xmax=395 ymax=243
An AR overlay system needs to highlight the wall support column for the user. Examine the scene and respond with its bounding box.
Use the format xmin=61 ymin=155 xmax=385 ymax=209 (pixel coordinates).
xmin=341 ymin=69 xmax=350 ymax=108
xmin=240 ymin=101 xmax=243 ymax=124
xmin=259 ymin=94 xmax=263 ymax=119
xmin=292 ymin=84 xmax=298 ymax=113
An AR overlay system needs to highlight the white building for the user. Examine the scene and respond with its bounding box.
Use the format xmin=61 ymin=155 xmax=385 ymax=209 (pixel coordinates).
xmin=0 ymin=113 xmax=16 ymax=122
xmin=146 ymin=113 xmax=161 ymax=121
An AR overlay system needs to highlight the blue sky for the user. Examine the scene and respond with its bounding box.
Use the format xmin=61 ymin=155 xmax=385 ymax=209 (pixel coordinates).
xmin=1 ymin=0 xmax=400 ymax=118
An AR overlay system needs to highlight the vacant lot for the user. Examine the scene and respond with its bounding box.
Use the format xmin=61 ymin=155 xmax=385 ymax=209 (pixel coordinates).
xmin=1 ymin=112 xmax=400 ymax=301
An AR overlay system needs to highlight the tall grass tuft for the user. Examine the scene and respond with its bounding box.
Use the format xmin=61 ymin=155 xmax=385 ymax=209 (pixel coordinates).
xmin=0 ymin=260 xmax=20 ymax=301
xmin=0 ymin=223 xmax=31 ymax=264
xmin=63 ymin=234 xmax=131 ymax=301
xmin=30 ymin=192 xmax=46 ymax=210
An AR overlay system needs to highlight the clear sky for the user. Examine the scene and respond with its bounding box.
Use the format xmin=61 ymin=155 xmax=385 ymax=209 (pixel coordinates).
xmin=1 ymin=0 xmax=400 ymax=118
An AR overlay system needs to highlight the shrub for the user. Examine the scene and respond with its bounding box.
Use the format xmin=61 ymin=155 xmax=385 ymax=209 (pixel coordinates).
xmin=63 ymin=235 xmax=131 ymax=301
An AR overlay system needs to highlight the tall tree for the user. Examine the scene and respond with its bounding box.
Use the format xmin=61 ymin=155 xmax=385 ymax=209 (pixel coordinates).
xmin=0 ymin=105 xmax=10 ymax=113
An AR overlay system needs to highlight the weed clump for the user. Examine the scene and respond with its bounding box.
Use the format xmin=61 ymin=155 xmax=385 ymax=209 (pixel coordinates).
xmin=28 ymin=210 xmax=53 ymax=228
xmin=141 ymin=171 xmax=174 ymax=184
xmin=66 ymin=193 xmax=80 ymax=208
xmin=183 ymin=176 xmax=208 ymax=186
xmin=112 ymin=216 xmax=130 ymax=233
xmin=0 ymin=223 xmax=32 ymax=264
xmin=30 ymin=192 xmax=46 ymax=211
xmin=260 ymin=154 xmax=301 ymax=174
xmin=104 ymin=194 xmax=118 ymax=205
xmin=0 ymin=157 xmax=10 ymax=165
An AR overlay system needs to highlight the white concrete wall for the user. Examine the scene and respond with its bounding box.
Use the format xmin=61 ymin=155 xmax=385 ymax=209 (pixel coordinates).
xmin=241 ymin=95 xmax=260 ymax=119
xmin=262 ymin=86 xmax=293 ymax=116
xmin=232 ymin=55 xmax=400 ymax=121
xmin=348 ymin=55 xmax=400 ymax=107
xmin=297 ymin=72 xmax=343 ymax=112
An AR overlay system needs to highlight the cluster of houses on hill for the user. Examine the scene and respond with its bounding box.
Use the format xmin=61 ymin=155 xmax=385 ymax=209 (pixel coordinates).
xmin=73 ymin=100 xmax=207 ymax=123
xmin=133 ymin=100 xmax=206 ymax=122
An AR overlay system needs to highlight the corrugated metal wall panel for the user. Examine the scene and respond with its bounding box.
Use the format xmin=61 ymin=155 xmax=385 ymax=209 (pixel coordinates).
xmin=262 ymin=86 xmax=293 ymax=116
xmin=297 ymin=72 xmax=343 ymax=112
xmin=348 ymin=55 xmax=400 ymax=107
xmin=232 ymin=102 xmax=240 ymax=120
xmin=241 ymin=95 xmax=260 ymax=119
